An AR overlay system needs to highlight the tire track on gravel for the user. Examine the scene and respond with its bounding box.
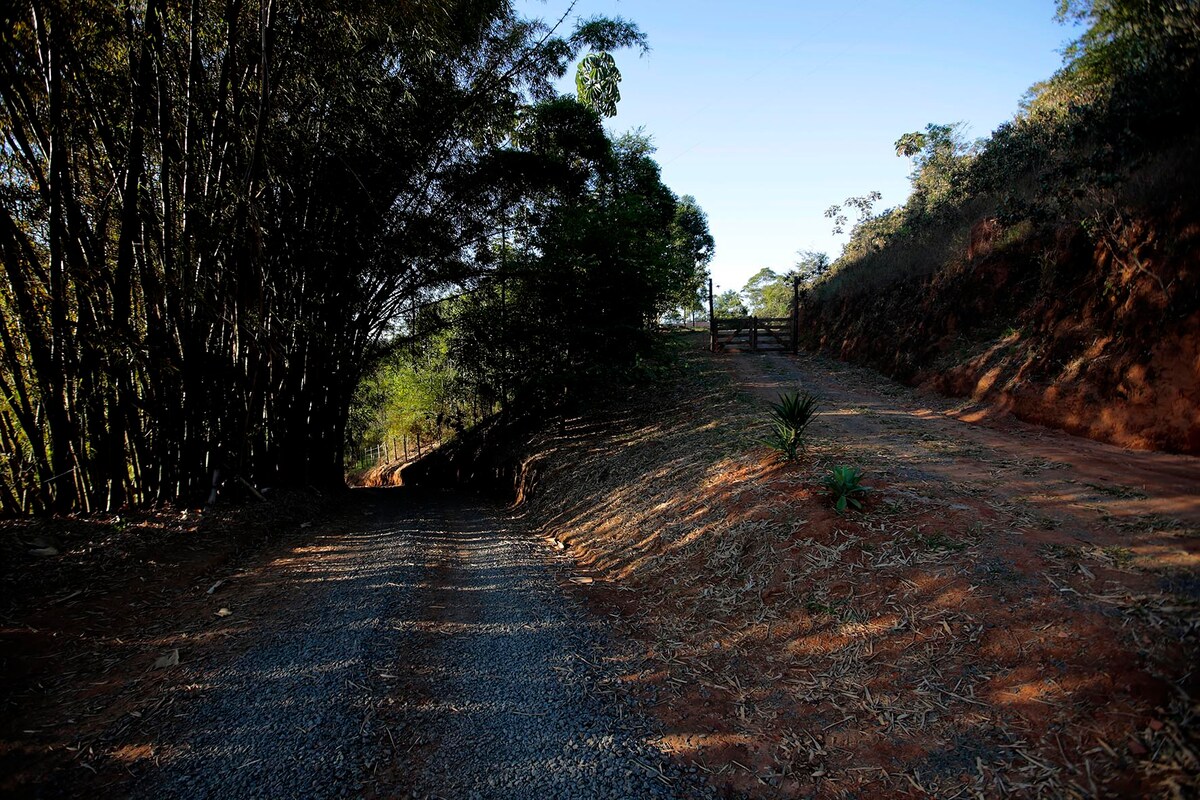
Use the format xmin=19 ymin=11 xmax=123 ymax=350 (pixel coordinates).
xmin=132 ymin=488 xmax=711 ymax=800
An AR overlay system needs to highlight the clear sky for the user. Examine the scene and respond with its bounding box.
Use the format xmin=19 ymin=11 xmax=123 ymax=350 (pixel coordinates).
xmin=515 ymin=0 xmax=1081 ymax=293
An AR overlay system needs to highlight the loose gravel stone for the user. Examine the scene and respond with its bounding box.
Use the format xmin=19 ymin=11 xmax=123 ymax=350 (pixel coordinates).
xmin=132 ymin=489 xmax=713 ymax=799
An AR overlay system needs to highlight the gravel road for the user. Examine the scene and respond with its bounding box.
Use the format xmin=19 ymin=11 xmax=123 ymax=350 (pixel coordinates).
xmin=132 ymin=488 xmax=711 ymax=799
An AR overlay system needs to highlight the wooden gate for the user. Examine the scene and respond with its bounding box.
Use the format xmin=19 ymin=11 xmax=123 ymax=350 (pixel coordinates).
xmin=707 ymin=278 xmax=800 ymax=354
xmin=710 ymin=316 xmax=794 ymax=352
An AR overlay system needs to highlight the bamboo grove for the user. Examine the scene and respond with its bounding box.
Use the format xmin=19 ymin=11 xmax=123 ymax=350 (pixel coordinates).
xmin=0 ymin=1 xmax=709 ymax=514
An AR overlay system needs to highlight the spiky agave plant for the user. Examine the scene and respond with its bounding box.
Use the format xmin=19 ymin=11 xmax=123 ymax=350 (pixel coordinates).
xmin=761 ymin=390 xmax=819 ymax=460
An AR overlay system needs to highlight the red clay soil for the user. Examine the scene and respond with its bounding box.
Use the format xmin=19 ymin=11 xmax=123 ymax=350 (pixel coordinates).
xmin=521 ymin=335 xmax=1200 ymax=798
xmin=5 ymin=335 xmax=1197 ymax=798
xmin=731 ymin=348 xmax=1200 ymax=543
xmin=804 ymin=211 xmax=1200 ymax=456
xmin=348 ymin=459 xmax=408 ymax=488
xmin=929 ymin=315 xmax=1200 ymax=453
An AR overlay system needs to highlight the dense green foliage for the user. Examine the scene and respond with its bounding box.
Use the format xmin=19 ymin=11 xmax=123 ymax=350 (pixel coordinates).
xmin=345 ymin=337 xmax=468 ymax=470
xmin=668 ymin=196 xmax=716 ymax=317
xmin=742 ymin=269 xmax=793 ymax=318
xmin=712 ymin=289 xmax=747 ymax=318
xmin=346 ymin=112 xmax=713 ymax=466
xmin=736 ymin=252 xmax=828 ymax=318
xmin=0 ymin=1 xmax=675 ymax=512
xmin=812 ymin=0 xmax=1200 ymax=299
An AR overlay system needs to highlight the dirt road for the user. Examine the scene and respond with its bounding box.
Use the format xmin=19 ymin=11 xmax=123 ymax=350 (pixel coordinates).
xmin=513 ymin=337 xmax=1199 ymax=797
xmin=723 ymin=348 xmax=1200 ymax=569
xmin=5 ymin=490 xmax=710 ymax=799
xmin=5 ymin=342 xmax=1197 ymax=798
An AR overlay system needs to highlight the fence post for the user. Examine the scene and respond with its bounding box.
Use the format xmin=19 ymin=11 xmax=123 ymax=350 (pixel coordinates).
xmin=791 ymin=276 xmax=801 ymax=355
xmin=708 ymin=277 xmax=716 ymax=352
xmin=750 ymin=317 xmax=758 ymax=351
xmin=403 ymin=436 xmax=409 ymax=462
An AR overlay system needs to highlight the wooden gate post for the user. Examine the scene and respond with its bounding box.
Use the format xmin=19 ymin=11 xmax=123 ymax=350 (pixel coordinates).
xmin=791 ymin=276 xmax=800 ymax=355
xmin=708 ymin=277 xmax=716 ymax=352
xmin=750 ymin=317 xmax=758 ymax=351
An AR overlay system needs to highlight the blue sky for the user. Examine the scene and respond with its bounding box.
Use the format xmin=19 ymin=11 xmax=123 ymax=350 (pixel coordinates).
xmin=515 ymin=1 xmax=1081 ymax=293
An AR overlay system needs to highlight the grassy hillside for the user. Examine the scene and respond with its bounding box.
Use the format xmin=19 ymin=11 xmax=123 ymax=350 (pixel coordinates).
xmin=801 ymin=2 xmax=1200 ymax=453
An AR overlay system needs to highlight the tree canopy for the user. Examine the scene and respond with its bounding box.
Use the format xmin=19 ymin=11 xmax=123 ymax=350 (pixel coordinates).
xmin=741 ymin=269 xmax=793 ymax=318
xmin=713 ymin=290 xmax=748 ymax=318
xmin=0 ymin=1 xmax=707 ymax=513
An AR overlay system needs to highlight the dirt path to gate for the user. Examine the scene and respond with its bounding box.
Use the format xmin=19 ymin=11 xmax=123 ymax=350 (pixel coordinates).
xmin=518 ymin=339 xmax=1200 ymax=796
xmin=721 ymin=349 xmax=1200 ymax=562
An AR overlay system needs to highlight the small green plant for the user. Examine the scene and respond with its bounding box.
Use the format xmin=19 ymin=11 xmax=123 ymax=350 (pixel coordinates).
xmin=824 ymin=465 xmax=868 ymax=512
xmin=760 ymin=390 xmax=818 ymax=461
xmin=804 ymin=597 xmax=837 ymax=615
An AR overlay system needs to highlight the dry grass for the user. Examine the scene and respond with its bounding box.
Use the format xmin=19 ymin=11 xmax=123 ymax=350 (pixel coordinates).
xmin=515 ymin=334 xmax=1199 ymax=798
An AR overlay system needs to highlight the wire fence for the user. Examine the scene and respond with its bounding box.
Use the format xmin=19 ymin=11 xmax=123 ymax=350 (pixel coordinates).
xmin=348 ymin=432 xmax=442 ymax=473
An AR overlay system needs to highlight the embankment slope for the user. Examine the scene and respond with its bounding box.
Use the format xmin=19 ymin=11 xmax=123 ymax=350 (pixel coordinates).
xmin=499 ymin=335 xmax=1199 ymax=797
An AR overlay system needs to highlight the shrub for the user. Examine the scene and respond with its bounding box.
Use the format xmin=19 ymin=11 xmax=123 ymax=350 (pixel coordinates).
xmin=761 ymin=390 xmax=819 ymax=461
xmin=824 ymin=465 xmax=869 ymax=512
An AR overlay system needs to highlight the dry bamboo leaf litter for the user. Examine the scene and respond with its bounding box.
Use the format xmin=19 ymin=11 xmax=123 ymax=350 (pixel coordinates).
xmin=513 ymin=339 xmax=1199 ymax=798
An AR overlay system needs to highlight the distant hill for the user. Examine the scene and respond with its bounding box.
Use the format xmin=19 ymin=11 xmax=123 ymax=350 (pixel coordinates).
xmin=801 ymin=1 xmax=1200 ymax=453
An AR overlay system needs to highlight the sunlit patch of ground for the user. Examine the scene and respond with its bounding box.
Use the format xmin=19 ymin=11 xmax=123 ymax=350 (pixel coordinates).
xmin=517 ymin=333 xmax=1199 ymax=798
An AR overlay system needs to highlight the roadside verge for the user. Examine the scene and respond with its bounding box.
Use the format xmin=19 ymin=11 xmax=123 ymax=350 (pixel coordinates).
xmin=509 ymin=332 xmax=1198 ymax=798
